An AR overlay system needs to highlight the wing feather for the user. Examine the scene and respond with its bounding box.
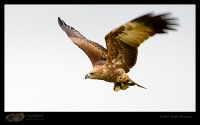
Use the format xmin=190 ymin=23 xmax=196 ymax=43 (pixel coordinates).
xmin=105 ymin=12 xmax=178 ymax=72
xmin=58 ymin=17 xmax=107 ymax=67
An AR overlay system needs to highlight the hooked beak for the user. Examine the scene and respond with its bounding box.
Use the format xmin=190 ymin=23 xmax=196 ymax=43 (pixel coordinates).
xmin=85 ymin=74 xmax=90 ymax=79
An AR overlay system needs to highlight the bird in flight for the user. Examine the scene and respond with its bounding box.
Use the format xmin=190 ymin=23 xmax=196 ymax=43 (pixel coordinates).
xmin=58 ymin=12 xmax=178 ymax=92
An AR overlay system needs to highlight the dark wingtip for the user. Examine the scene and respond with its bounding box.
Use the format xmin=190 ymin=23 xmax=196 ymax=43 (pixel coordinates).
xmin=58 ymin=17 xmax=65 ymax=28
xmin=58 ymin=17 xmax=61 ymax=24
xmin=58 ymin=17 xmax=61 ymax=23
xmin=58 ymin=17 xmax=75 ymax=31
xmin=132 ymin=12 xmax=179 ymax=33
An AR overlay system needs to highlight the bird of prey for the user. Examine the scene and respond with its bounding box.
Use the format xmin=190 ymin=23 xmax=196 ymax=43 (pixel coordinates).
xmin=58 ymin=12 xmax=178 ymax=92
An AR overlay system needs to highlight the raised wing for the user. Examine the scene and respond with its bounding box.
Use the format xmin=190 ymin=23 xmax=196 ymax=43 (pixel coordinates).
xmin=58 ymin=17 xmax=107 ymax=67
xmin=105 ymin=12 xmax=178 ymax=72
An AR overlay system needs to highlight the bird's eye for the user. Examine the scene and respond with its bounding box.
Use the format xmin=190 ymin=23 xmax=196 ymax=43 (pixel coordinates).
xmin=90 ymin=72 xmax=94 ymax=75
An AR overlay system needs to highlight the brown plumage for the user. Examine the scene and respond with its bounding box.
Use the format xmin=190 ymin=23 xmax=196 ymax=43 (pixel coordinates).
xmin=58 ymin=12 xmax=178 ymax=92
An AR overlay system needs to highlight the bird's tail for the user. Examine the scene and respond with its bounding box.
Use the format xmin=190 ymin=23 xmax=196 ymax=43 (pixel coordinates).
xmin=113 ymin=79 xmax=146 ymax=92
xmin=127 ymin=78 xmax=147 ymax=89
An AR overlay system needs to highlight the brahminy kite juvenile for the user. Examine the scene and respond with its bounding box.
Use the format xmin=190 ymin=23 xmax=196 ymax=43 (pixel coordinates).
xmin=58 ymin=12 xmax=178 ymax=92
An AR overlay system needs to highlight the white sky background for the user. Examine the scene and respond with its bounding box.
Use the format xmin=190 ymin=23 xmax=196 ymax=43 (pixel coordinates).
xmin=5 ymin=5 xmax=195 ymax=112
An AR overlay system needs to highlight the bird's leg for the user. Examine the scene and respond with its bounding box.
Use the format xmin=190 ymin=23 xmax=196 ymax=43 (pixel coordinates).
xmin=113 ymin=82 xmax=121 ymax=92
xmin=114 ymin=82 xmax=128 ymax=91
xmin=120 ymin=82 xmax=125 ymax=89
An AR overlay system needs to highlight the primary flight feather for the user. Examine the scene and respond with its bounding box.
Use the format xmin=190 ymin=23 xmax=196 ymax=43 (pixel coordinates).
xmin=58 ymin=12 xmax=178 ymax=92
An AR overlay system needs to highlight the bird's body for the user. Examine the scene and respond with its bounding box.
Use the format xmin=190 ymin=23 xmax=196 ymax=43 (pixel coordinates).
xmin=58 ymin=12 xmax=178 ymax=92
xmin=88 ymin=64 xmax=128 ymax=83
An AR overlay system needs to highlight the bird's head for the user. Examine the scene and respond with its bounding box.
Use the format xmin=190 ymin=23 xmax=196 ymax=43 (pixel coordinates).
xmin=85 ymin=72 xmax=97 ymax=79
xmin=85 ymin=66 xmax=103 ymax=80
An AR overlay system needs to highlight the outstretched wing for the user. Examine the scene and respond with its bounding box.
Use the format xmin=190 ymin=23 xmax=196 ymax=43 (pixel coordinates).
xmin=105 ymin=12 xmax=178 ymax=72
xmin=58 ymin=17 xmax=107 ymax=67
